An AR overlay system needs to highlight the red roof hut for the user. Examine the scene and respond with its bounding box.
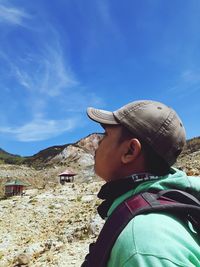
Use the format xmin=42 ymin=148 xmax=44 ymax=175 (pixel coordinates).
xmin=59 ymin=169 xmax=77 ymax=184
xmin=5 ymin=179 xmax=30 ymax=197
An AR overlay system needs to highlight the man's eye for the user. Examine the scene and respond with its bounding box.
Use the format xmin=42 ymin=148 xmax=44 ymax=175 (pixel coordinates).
xmin=97 ymin=133 xmax=105 ymax=145
xmin=92 ymin=134 xmax=104 ymax=152
xmin=99 ymin=132 xmax=105 ymax=138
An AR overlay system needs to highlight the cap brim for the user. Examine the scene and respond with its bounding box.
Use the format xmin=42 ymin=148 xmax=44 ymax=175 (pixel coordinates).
xmin=87 ymin=107 xmax=119 ymax=125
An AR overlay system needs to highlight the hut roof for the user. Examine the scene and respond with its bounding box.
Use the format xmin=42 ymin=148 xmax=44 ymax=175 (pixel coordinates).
xmin=5 ymin=180 xmax=30 ymax=186
xmin=59 ymin=169 xmax=77 ymax=176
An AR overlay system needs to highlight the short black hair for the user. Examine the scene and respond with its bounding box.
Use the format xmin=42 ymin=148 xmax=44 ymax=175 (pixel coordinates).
xmin=119 ymin=126 xmax=171 ymax=176
xmin=140 ymin=140 xmax=171 ymax=176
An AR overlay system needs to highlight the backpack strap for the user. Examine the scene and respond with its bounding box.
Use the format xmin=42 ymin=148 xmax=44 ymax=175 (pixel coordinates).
xmin=82 ymin=190 xmax=200 ymax=267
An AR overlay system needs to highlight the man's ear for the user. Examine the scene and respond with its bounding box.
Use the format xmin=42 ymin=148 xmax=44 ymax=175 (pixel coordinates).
xmin=121 ymin=138 xmax=142 ymax=164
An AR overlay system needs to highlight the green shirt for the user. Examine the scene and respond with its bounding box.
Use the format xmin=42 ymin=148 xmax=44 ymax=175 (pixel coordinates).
xmin=107 ymin=169 xmax=200 ymax=267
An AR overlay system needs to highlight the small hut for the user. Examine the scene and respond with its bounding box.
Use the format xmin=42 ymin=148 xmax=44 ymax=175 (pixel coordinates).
xmin=5 ymin=179 xmax=30 ymax=197
xmin=59 ymin=169 xmax=77 ymax=185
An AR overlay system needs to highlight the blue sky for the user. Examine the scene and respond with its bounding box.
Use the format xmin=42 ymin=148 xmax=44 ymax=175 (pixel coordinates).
xmin=0 ymin=0 xmax=200 ymax=156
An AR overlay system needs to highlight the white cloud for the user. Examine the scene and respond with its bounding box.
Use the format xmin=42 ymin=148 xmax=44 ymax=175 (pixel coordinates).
xmin=181 ymin=70 xmax=200 ymax=84
xmin=14 ymin=67 xmax=33 ymax=90
xmin=14 ymin=44 xmax=78 ymax=97
xmin=0 ymin=4 xmax=29 ymax=25
xmin=60 ymin=91 xmax=105 ymax=112
xmin=40 ymin=46 xmax=78 ymax=97
xmin=0 ymin=118 xmax=78 ymax=142
xmin=0 ymin=8 xmax=104 ymax=143
xmin=96 ymin=0 xmax=121 ymax=39
xmin=167 ymin=69 xmax=200 ymax=96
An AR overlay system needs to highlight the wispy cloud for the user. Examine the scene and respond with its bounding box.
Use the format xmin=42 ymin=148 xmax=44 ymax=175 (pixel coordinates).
xmin=14 ymin=45 xmax=78 ymax=97
xmin=0 ymin=3 xmax=104 ymax=144
xmin=0 ymin=37 xmax=103 ymax=142
xmin=60 ymin=91 xmax=104 ymax=112
xmin=0 ymin=38 xmax=104 ymax=141
xmin=96 ymin=0 xmax=119 ymax=36
xmin=0 ymin=118 xmax=78 ymax=142
xmin=167 ymin=69 xmax=200 ymax=97
xmin=181 ymin=70 xmax=200 ymax=84
xmin=0 ymin=4 xmax=30 ymax=25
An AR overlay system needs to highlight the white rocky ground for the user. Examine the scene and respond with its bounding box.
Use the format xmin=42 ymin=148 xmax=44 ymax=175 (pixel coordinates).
xmin=0 ymin=137 xmax=199 ymax=267
xmin=176 ymin=150 xmax=200 ymax=176
xmin=0 ymin=181 xmax=104 ymax=267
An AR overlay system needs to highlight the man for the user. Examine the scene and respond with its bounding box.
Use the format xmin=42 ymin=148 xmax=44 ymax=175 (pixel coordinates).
xmin=84 ymin=100 xmax=200 ymax=267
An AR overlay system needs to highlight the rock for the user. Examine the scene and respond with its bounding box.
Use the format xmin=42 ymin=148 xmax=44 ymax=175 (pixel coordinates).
xmin=89 ymin=214 xmax=104 ymax=236
xmin=0 ymin=134 xmax=199 ymax=266
xmin=81 ymin=195 xmax=95 ymax=203
xmin=186 ymin=168 xmax=200 ymax=176
xmin=24 ymin=242 xmax=44 ymax=257
xmin=0 ymin=181 xmax=102 ymax=266
xmin=15 ymin=253 xmax=30 ymax=265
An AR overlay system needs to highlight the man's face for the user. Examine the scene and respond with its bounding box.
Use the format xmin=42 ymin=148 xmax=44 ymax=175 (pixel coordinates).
xmin=94 ymin=124 xmax=125 ymax=182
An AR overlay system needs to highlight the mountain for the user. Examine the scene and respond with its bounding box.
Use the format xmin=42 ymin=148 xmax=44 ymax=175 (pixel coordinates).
xmin=0 ymin=135 xmax=199 ymax=267
xmin=0 ymin=134 xmax=199 ymax=186
xmin=0 ymin=133 xmax=101 ymax=168
xmin=24 ymin=133 xmax=101 ymax=168
xmin=0 ymin=148 xmax=17 ymax=157
xmin=0 ymin=148 xmax=25 ymax=165
xmin=2 ymin=134 xmax=200 ymax=167
xmin=28 ymin=134 xmax=198 ymax=170
xmin=176 ymin=136 xmax=200 ymax=176
xmin=180 ymin=136 xmax=200 ymax=155
xmin=24 ymin=144 xmax=68 ymax=167
xmin=0 ymin=133 xmax=102 ymax=193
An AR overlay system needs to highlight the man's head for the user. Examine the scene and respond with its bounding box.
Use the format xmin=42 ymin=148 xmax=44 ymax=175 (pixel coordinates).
xmin=87 ymin=100 xmax=186 ymax=181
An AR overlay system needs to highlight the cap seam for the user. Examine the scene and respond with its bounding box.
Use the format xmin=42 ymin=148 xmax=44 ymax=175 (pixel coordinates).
xmin=116 ymin=102 xmax=151 ymax=120
xmin=151 ymin=111 xmax=173 ymax=144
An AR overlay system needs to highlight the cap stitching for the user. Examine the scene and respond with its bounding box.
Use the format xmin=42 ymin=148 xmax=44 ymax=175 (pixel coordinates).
xmin=117 ymin=102 xmax=151 ymax=119
xmin=152 ymin=111 xmax=173 ymax=144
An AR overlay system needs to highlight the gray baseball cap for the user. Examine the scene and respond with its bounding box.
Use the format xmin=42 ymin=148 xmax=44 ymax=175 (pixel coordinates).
xmin=87 ymin=100 xmax=186 ymax=166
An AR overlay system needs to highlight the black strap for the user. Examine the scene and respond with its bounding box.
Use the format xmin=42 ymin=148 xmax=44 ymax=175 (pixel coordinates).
xmin=81 ymin=190 xmax=200 ymax=267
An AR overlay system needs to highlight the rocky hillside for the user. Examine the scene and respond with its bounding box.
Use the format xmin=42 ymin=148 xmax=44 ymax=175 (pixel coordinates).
xmin=0 ymin=134 xmax=199 ymax=267
xmin=0 ymin=133 xmax=102 ymax=169
xmin=24 ymin=133 xmax=102 ymax=169
xmin=0 ymin=133 xmax=104 ymax=266
xmin=176 ymin=136 xmax=200 ymax=176
xmin=1 ymin=134 xmax=200 ymax=171
xmin=0 ymin=148 xmax=24 ymax=165
xmin=182 ymin=136 xmax=200 ymax=155
xmin=0 ymin=182 xmax=104 ymax=267
xmin=0 ymin=134 xmax=200 ymax=194
xmin=0 ymin=133 xmax=102 ymax=195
